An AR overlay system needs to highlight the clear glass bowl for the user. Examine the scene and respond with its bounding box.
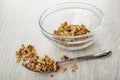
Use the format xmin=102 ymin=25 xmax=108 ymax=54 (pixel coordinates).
xmin=39 ymin=2 xmax=104 ymax=50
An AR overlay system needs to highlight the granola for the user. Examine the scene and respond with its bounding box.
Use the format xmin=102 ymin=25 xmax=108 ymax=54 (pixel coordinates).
xmin=16 ymin=44 xmax=79 ymax=74
xmin=70 ymin=63 xmax=78 ymax=72
xmin=59 ymin=66 xmax=67 ymax=73
xmin=16 ymin=44 xmax=58 ymax=72
xmin=60 ymin=55 xmax=69 ymax=60
xmin=53 ymin=22 xmax=92 ymax=47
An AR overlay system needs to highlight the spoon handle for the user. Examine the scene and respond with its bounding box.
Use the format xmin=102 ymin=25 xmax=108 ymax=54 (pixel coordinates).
xmin=57 ymin=50 xmax=112 ymax=65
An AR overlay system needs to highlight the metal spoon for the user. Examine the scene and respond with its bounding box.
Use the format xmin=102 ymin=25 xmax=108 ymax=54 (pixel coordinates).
xmin=22 ymin=50 xmax=112 ymax=72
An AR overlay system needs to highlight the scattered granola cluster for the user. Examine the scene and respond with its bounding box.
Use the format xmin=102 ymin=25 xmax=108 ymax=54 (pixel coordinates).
xmin=59 ymin=66 xmax=67 ymax=73
xmin=70 ymin=63 xmax=78 ymax=72
xmin=50 ymin=74 xmax=54 ymax=77
xmin=16 ymin=44 xmax=58 ymax=72
xmin=60 ymin=55 xmax=69 ymax=60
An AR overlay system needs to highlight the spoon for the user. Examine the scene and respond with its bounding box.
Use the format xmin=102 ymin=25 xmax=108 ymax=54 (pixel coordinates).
xmin=22 ymin=50 xmax=112 ymax=72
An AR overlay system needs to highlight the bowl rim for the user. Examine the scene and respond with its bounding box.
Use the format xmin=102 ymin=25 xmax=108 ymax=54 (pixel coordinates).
xmin=39 ymin=2 xmax=104 ymax=38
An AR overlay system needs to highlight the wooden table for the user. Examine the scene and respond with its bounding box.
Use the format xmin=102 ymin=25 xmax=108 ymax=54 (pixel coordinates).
xmin=0 ymin=0 xmax=120 ymax=80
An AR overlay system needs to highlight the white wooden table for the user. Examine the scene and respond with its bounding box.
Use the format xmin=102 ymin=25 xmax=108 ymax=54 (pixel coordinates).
xmin=0 ymin=0 xmax=120 ymax=80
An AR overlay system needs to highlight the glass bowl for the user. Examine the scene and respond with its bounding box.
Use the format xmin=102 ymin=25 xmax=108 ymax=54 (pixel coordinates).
xmin=39 ymin=2 xmax=104 ymax=50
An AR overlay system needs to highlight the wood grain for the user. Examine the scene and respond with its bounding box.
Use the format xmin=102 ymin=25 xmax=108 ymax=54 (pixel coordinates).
xmin=0 ymin=0 xmax=120 ymax=80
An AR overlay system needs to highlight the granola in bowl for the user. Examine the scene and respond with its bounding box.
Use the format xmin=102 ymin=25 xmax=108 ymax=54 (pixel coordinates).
xmin=53 ymin=22 xmax=93 ymax=48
